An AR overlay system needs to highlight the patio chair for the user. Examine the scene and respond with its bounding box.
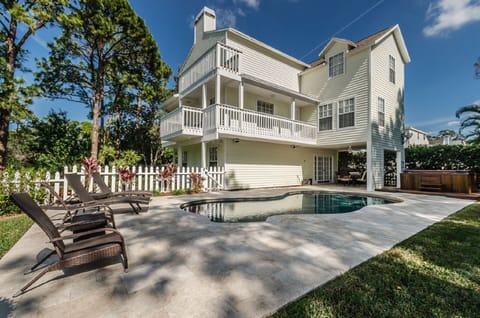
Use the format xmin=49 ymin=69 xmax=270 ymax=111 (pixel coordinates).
xmin=91 ymin=172 xmax=152 ymax=199
xmin=10 ymin=193 xmax=128 ymax=297
xmin=41 ymin=182 xmax=116 ymax=228
xmin=357 ymin=171 xmax=367 ymax=184
xmin=65 ymin=173 xmax=150 ymax=214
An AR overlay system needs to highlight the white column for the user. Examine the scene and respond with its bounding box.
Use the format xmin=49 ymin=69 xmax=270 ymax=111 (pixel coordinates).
xmin=290 ymin=98 xmax=296 ymax=120
xmin=201 ymin=142 xmax=207 ymax=168
xmin=366 ymin=141 xmax=374 ymax=192
xmin=396 ymin=150 xmax=402 ymax=189
xmin=177 ymin=146 xmax=183 ymax=166
xmin=202 ymin=84 xmax=207 ymax=109
xmin=238 ymin=81 xmax=244 ymax=109
xmin=215 ymin=74 xmax=221 ymax=104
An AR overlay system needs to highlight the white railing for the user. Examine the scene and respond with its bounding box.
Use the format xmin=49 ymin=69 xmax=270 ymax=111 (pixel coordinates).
xmin=204 ymin=104 xmax=317 ymax=143
xmin=160 ymin=106 xmax=203 ymax=138
xmin=2 ymin=165 xmax=225 ymax=205
xmin=179 ymin=42 xmax=241 ymax=92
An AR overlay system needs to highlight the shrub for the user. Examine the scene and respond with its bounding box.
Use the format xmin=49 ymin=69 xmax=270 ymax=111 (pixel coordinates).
xmin=0 ymin=167 xmax=47 ymax=216
xmin=189 ymin=173 xmax=205 ymax=193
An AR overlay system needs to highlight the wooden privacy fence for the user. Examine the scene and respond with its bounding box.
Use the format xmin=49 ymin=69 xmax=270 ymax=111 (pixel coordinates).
xmin=2 ymin=165 xmax=225 ymax=205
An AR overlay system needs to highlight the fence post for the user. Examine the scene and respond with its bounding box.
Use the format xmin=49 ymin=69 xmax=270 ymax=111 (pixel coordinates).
xmin=111 ymin=166 xmax=117 ymax=192
xmin=135 ymin=166 xmax=141 ymax=191
xmin=63 ymin=166 xmax=69 ymax=200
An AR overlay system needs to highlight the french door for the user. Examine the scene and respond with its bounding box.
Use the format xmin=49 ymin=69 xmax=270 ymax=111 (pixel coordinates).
xmin=314 ymin=155 xmax=333 ymax=183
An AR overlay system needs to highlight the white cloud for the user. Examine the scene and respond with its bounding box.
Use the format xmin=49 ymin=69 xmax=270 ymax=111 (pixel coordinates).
xmin=235 ymin=0 xmax=260 ymax=9
xmin=423 ymin=0 xmax=480 ymax=36
xmin=473 ymin=99 xmax=480 ymax=105
xmin=215 ymin=8 xmax=237 ymax=28
xmin=410 ymin=116 xmax=456 ymax=128
xmin=447 ymin=120 xmax=460 ymax=126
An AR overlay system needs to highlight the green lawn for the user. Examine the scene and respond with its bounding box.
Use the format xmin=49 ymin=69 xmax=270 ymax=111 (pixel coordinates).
xmin=0 ymin=215 xmax=32 ymax=259
xmin=271 ymin=202 xmax=480 ymax=318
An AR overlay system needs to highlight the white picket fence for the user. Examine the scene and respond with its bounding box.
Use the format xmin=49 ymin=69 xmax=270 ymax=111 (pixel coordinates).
xmin=2 ymin=165 xmax=225 ymax=205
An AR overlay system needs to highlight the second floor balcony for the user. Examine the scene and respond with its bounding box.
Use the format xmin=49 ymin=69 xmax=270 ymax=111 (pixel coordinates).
xmin=179 ymin=42 xmax=241 ymax=93
xmin=160 ymin=104 xmax=317 ymax=145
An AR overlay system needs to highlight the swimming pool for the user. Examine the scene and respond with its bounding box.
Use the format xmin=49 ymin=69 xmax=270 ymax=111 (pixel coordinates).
xmin=181 ymin=191 xmax=396 ymax=223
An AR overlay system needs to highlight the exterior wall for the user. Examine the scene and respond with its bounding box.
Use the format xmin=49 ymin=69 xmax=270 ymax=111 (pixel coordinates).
xmin=182 ymin=31 xmax=226 ymax=72
xmin=369 ymin=34 xmax=406 ymax=188
xmin=223 ymin=140 xmax=320 ymax=189
xmin=405 ymin=128 xmax=429 ymax=146
xmin=226 ymin=32 xmax=304 ymax=91
xmin=300 ymin=45 xmax=370 ymax=147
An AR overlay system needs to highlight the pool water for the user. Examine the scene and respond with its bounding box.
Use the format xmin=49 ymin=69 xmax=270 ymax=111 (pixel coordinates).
xmin=182 ymin=192 xmax=395 ymax=223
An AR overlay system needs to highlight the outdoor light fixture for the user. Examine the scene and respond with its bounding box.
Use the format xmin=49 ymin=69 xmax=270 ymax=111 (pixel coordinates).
xmin=233 ymin=138 xmax=240 ymax=143
xmin=348 ymin=145 xmax=352 ymax=153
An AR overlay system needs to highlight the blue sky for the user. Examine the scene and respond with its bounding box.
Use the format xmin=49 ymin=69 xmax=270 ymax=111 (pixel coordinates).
xmin=27 ymin=0 xmax=480 ymax=136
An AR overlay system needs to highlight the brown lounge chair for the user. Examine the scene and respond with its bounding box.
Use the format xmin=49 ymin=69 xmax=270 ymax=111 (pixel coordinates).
xmin=91 ymin=171 xmax=152 ymax=199
xmin=65 ymin=173 xmax=150 ymax=214
xmin=10 ymin=193 xmax=128 ymax=297
xmin=41 ymin=182 xmax=116 ymax=228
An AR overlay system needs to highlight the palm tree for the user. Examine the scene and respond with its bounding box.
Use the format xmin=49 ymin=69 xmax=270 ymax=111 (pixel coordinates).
xmin=456 ymin=104 xmax=480 ymax=144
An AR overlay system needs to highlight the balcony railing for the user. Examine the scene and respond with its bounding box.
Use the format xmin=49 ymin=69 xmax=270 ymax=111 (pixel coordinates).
xmin=204 ymin=104 xmax=317 ymax=144
xmin=160 ymin=106 xmax=203 ymax=139
xmin=179 ymin=43 xmax=241 ymax=92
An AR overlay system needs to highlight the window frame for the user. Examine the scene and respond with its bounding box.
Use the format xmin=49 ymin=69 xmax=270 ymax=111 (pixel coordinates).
xmin=208 ymin=147 xmax=218 ymax=167
xmin=318 ymin=103 xmax=334 ymax=131
xmin=337 ymin=97 xmax=355 ymax=129
xmin=378 ymin=97 xmax=385 ymax=127
xmin=256 ymin=100 xmax=274 ymax=115
xmin=328 ymin=52 xmax=345 ymax=78
xmin=182 ymin=151 xmax=188 ymax=168
xmin=389 ymin=55 xmax=396 ymax=84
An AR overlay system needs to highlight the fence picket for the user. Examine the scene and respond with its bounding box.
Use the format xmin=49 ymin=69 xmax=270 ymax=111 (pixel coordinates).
xmin=4 ymin=165 xmax=225 ymax=205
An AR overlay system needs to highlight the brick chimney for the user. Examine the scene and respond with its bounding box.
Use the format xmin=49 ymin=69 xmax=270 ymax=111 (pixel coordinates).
xmin=194 ymin=7 xmax=216 ymax=44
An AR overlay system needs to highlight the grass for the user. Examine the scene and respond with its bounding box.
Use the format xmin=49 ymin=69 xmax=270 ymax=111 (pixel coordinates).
xmin=0 ymin=214 xmax=32 ymax=259
xmin=271 ymin=202 xmax=480 ymax=318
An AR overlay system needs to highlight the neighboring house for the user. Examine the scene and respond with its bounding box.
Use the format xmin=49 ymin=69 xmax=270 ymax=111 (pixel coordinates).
xmin=160 ymin=7 xmax=411 ymax=191
xmin=404 ymin=126 xmax=430 ymax=147
xmin=428 ymin=135 xmax=465 ymax=146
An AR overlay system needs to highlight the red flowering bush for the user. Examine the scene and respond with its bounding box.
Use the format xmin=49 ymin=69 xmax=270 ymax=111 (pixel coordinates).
xmin=189 ymin=173 xmax=205 ymax=193
xmin=118 ymin=166 xmax=136 ymax=190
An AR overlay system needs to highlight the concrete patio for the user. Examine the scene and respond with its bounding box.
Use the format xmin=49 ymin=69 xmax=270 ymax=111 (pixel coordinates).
xmin=0 ymin=186 xmax=474 ymax=317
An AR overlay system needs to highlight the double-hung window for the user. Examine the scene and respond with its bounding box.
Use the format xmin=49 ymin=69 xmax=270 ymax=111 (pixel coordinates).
xmin=209 ymin=147 xmax=218 ymax=167
xmin=182 ymin=151 xmax=188 ymax=167
xmin=378 ymin=97 xmax=385 ymax=127
xmin=318 ymin=103 xmax=333 ymax=131
xmin=389 ymin=55 xmax=395 ymax=84
xmin=338 ymin=98 xmax=355 ymax=128
xmin=329 ymin=52 xmax=344 ymax=78
xmin=257 ymin=100 xmax=274 ymax=114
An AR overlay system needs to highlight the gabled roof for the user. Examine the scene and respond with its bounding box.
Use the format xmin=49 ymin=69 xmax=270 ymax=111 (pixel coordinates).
xmin=310 ymin=25 xmax=410 ymax=67
xmin=317 ymin=37 xmax=357 ymax=59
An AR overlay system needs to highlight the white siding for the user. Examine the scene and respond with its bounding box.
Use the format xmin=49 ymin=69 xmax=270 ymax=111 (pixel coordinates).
xmin=226 ymin=33 xmax=304 ymax=91
xmin=300 ymin=44 xmax=370 ymax=146
xmin=182 ymin=31 xmax=226 ymax=72
xmin=370 ymin=34 xmax=406 ymax=188
xmin=223 ymin=140 xmax=319 ymax=189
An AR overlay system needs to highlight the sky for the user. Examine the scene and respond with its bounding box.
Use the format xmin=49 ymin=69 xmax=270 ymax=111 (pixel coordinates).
xmin=26 ymin=0 xmax=480 ymax=136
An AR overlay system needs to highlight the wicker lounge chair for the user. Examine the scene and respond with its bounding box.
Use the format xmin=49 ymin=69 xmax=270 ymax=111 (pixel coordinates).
xmin=91 ymin=172 xmax=152 ymax=199
xmin=65 ymin=173 xmax=150 ymax=214
xmin=41 ymin=182 xmax=115 ymax=228
xmin=10 ymin=193 xmax=128 ymax=297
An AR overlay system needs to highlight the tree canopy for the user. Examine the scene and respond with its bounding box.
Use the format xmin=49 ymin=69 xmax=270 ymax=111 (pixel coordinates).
xmin=0 ymin=0 xmax=67 ymax=165
xmin=36 ymin=0 xmax=172 ymax=161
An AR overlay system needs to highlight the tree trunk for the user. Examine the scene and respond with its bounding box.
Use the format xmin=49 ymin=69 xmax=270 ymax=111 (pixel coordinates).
xmin=135 ymin=90 xmax=142 ymax=129
xmin=0 ymin=20 xmax=18 ymax=166
xmin=0 ymin=110 xmax=10 ymax=166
